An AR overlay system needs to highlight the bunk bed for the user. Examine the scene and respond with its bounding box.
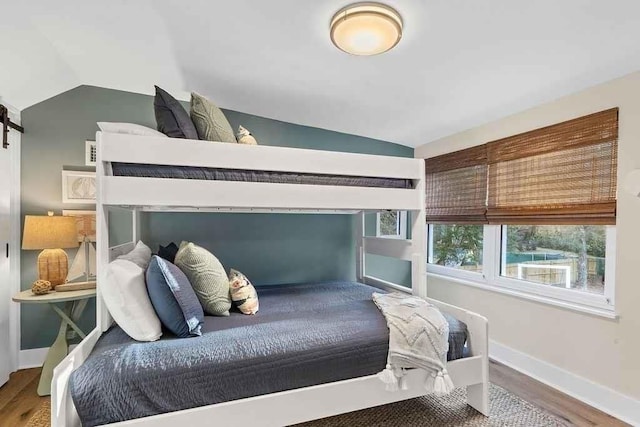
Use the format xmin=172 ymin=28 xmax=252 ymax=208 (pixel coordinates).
xmin=51 ymin=132 xmax=489 ymax=427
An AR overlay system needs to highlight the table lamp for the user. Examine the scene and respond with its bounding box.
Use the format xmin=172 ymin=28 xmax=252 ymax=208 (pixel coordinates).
xmin=22 ymin=212 xmax=79 ymax=288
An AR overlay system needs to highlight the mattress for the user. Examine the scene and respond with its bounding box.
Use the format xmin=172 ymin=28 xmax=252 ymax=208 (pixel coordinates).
xmin=111 ymin=163 xmax=413 ymax=189
xmin=69 ymin=281 xmax=467 ymax=426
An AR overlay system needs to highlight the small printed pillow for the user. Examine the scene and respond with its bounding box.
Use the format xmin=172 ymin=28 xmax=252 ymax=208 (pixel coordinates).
xmin=174 ymin=241 xmax=231 ymax=316
xmin=154 ymin=85 xmax=199 ymax=139
xmin=236 ymin=126 xmax=258 ymax=145
xmin=158 ymin=242 xmax=179 ymax=264
xmin=103 ymin=259 xmax=162 ymax=342
xmin=97 ymin=122 xmax=164 ymax=137
xmin=146 ymin=256 xmax=204 ymax=338
xmin=117 ymin=241 xmax=152 ymax=270
xmin=190 ymin=92 xmax=236 ymax=143
xmin=229 ymin=269 xmax=259 ymax=315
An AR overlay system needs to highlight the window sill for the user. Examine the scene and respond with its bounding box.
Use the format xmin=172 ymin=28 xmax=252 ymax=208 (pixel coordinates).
xmin=426 ymin=271 xmax=618 ymax=320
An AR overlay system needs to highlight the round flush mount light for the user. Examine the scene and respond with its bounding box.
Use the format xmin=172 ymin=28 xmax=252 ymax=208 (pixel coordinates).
xmin=330 ymin=2 xmax=403 ymax=56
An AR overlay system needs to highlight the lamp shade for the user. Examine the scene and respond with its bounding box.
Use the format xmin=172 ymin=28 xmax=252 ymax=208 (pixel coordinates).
xmin=22 ymin=215 xmax=79 ymax=250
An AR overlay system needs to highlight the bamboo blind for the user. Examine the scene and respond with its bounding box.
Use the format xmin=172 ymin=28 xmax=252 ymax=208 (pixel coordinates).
xmin=424 ymin=108 xmax=618 ymax=225
xmin=486 ymin=108 xmax=618 ymax=224
xmin=424 ymin=145 xmax=488 ymax=223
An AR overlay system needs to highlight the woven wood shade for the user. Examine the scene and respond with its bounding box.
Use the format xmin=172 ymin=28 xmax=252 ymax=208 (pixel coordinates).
xmin=486 ymin=108 xmax=618 ymax=224
xmin=424 ymin=108 xmax=618 ymax=225
xmin=425 ymin=145 xmax=488 ymax=223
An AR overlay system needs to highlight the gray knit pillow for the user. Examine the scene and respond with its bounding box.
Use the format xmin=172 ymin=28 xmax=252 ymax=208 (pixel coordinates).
xmin=190 ymin=92 xmax=236 ymax=143
xmin=174 ymin=242 xmax=231 ymax=316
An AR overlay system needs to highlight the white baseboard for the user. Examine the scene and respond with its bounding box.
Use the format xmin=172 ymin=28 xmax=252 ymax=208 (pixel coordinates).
xmin=490 ymin=340 xmax=640 ymax=426
xmin=19 ymin=345 xmax=77 ymax=370
xmin=19 ymin=348 xmax=49 ymax=370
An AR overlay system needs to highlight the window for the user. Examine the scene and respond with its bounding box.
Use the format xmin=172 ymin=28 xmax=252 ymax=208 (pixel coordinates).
xmin=428 ymin=225 xmax=483 ymax=273
xmin=423 ymin=145 xmax=488 ymax=279
xmin=376 ymin=211 xmax=407 ymax=239
xmin=501 ymin=225 xmax=607 ymax=294
xmin=424 ymin=109 xmax=618 ymax=316
xmin=426 ymin=224 xmax=616 ymax=315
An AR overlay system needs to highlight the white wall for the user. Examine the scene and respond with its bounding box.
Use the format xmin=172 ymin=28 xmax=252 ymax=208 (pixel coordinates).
xmin=416 ymin=72 xmax=640 ymax=403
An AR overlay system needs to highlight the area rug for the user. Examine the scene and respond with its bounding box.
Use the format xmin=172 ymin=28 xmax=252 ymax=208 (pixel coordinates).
xmin=26 ymin=384 xmax=568 ymax=426
xmin=297 ymin=384 xmax=568 ymax=426
xmin=26 ymin=401 xmax=50 ymax=427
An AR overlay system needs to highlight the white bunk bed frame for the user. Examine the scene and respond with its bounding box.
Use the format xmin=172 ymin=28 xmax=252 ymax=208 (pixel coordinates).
xmin=51 ymin=132 xmax=489 ymax=427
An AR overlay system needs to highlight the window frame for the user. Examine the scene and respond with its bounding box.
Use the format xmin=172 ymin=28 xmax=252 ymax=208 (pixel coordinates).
xmin=376 ymin=211 xmax=407 ymax=239
xmin=426 ymin=224 xmax=616 ymax=317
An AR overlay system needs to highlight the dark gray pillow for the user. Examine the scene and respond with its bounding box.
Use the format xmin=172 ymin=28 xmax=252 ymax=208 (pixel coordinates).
xmin=158 ymin=242 xmax=179 ymax=264
xmin=154 ymin=86 xmax=199 ymax=139
xmin=146 ymin=255 xmax=204 ymax=338
xmin=444 ymin=312 xmax=468 ymax=361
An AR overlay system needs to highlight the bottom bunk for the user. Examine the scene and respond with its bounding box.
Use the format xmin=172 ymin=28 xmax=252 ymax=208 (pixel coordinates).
xmin=52 ymin=250 xmax=488 ymax=427
xmin=67 ymin=281 xmax=469 ymax=426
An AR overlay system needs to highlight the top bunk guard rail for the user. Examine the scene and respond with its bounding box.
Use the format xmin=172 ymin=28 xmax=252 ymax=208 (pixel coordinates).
xmin=97 ymin=132 xmax=425 ymax=212
xmin=98 ymin=133 xmax=422 ymax=179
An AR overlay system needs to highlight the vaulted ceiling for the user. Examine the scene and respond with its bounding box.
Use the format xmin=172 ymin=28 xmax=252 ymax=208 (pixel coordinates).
xmin=3 ymin=0 xmax=640 ymax=147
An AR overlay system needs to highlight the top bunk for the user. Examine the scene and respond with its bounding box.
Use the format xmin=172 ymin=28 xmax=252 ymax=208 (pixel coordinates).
xmin=97 ymin=132 xmax=425 ymax=212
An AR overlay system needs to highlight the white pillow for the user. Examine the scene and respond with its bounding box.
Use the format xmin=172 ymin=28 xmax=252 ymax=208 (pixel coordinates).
xmin=117 ymin=241 xmax=152 ymax=269
xmin=103 ymin=258 xmax=162 ymax=342
xmin=97 ymin=122 xmax=164 ymax=137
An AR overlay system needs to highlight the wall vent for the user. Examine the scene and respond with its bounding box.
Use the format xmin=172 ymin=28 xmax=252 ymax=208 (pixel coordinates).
xmin=85 ymin=140 xmax=96 ymax=166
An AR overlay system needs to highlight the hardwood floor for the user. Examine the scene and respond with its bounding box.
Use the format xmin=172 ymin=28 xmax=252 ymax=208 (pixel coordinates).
xmin=489 ymin=360 xmax=629 ymax=427
xmin=0 ymin=368 xmax=48 ymax=427
xmin=0 ymin=363 xmax=630 ymax=426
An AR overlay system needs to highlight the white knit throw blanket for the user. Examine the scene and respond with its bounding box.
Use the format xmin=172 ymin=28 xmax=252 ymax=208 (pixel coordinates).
xmin=372 ymin=292 xmax=455 ymax=396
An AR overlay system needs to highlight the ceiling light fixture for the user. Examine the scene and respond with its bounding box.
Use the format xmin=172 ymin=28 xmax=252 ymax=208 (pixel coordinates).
xmin=330 ymin=2 xmax=403 ymax=56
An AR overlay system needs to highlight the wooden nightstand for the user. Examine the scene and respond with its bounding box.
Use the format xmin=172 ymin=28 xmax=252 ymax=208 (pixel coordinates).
xmin=12 ymin=287 xmax=96 ymax=396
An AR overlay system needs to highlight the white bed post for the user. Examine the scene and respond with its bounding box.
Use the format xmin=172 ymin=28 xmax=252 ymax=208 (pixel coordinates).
xmin=466 ymin=320 xmax=489 ymax=416
xmin=411 ymin=160 xmax=427 ymax=299
xmin=355 ymin=211 xmax=365 ymax=281
xmin=96 ymin=132 xmax=112 ymax=331
xmin=132 ymin=209 xmax=141 ymax=243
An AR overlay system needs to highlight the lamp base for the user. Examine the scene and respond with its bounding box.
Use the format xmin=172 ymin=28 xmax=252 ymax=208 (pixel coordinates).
xmin=37 ymin=249 xmax=69 ymax=288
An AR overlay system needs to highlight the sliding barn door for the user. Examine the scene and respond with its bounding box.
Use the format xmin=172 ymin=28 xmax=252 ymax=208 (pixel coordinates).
xmin=0 ymin=108 xmax=19 ymax=386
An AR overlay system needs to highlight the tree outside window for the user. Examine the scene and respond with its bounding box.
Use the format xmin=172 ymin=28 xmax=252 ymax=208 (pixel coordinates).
xmin=377 ymin=211 xmax=407 ymax=239
xmin=429 ymin=225 xmax=483 ymax=272
xmin=379 ymin=211 xmax=400 ymax=236
xmin=503 ymin=225 xmax=606 ymax=294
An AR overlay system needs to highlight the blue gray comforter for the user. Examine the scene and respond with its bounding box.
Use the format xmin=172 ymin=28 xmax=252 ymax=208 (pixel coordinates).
xmin=111 ymin=163 xmax=413 ymax=189
xmin=69 ymin=281 xmax=467 ymax=426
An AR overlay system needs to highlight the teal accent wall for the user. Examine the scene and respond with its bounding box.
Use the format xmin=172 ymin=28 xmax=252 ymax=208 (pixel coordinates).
xmin=142 ymin=213 xmax=354 ymax=286
xmin=20 ymin=85 xmax=412 ymax=349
